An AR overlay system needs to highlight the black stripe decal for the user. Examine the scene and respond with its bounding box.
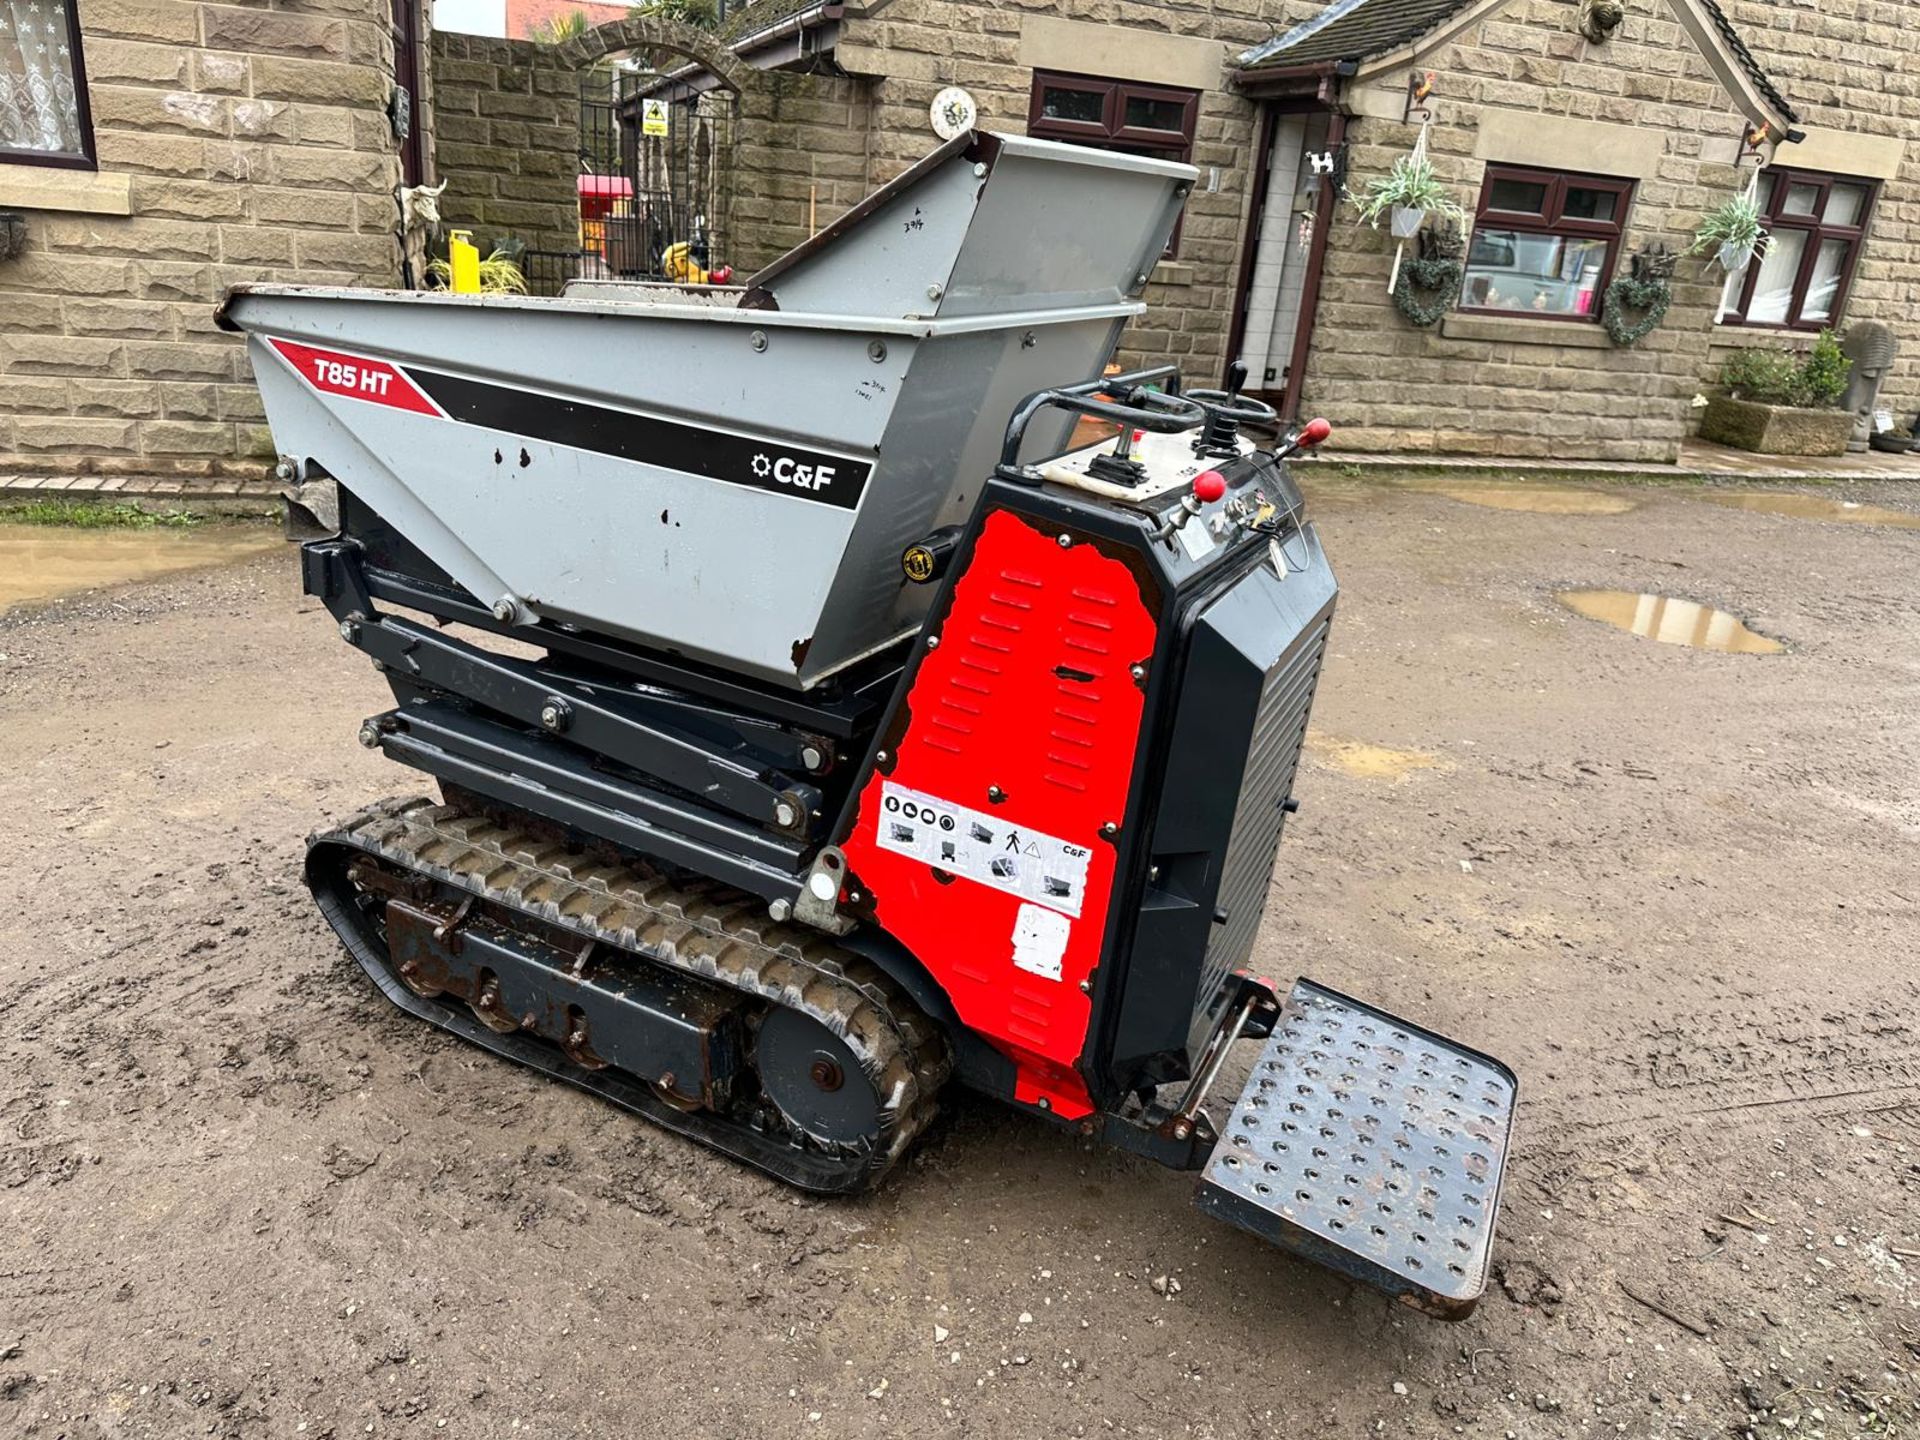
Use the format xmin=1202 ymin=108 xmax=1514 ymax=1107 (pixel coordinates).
xmin=408 ymin=368 xmax=873 ymax=511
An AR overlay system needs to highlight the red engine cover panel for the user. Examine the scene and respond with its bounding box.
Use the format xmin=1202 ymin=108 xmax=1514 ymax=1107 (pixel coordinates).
xmin=841 ymin=508 xmax=1159 ymax=1118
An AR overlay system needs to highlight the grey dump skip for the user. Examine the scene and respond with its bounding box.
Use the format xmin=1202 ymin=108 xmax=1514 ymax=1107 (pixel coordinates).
xmin=218 ymin=132 xmax=1194 ymax=690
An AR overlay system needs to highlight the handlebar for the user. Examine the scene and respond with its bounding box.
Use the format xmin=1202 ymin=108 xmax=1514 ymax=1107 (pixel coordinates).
xmin=996 ymin=365 xmax=1210 ymax=480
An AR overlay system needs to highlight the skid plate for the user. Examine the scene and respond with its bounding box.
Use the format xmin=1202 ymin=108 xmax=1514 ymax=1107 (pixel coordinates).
xmin=1195 ymin=979 xmax=1516 ymax=1319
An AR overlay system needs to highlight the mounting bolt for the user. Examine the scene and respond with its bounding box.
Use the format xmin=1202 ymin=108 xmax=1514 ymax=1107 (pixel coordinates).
xmin=1078 ymin=979 xmax=1092 ymax=995
xmin=773 ymin=799 xmax=799 ymax=829
xmin=357 ymin=721 xmax=382 ymax=750
xmin=274 ymin=457 xmax=296 ymax=482
xmin=846 ymin=889 xmax=863 ymax=904
xmin=492 ymin=595 xmax=517 ymax=623
xmin=768 ymin=897 xmax=792 ymax=923
xmin=972 ymin=162 xmax=987 ymax=178
xmin=799 ymin=743 xmax=828 ymax=772
xmin=538 ymin=697 xmax=571 ymax=733
xmin=1129 ymin=662 xmax=1147 ymax=681
xmin=1100 ymin=821 xmax=1119 ymax=838
xmin=1056 ymin=533 xmax=1072 ymax=548
xmin=926 ymin=283 xmax=944 ymax=302
xmin=875 ymin=749 xmax=890 ymax=765
xmin=1036 ymin=1097 xmax=1051 ymax=1112
xmin=925 ymin=634 xmax=940 ymax=650
xmin=806 ymin=871 xmax=838 ymax=901
xmin=337 ymin=618 xmax=359 ymax=643
xmin=867 ymin=339 xmax=887 ymax=363
xmin=749 ymin=329 xmax=768 ymax=352
xmin=987 ymin=784 xmax=1006 ymax=803
xmin=1172 ymin=1119 xmax=1193 ymax=1141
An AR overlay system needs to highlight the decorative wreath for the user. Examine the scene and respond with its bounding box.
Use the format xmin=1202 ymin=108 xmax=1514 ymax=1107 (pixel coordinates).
xmin=1392 ymin=255 xmax=1463 ymax=328
xmin=1601 ymin=273 xmax=1671 ymax=346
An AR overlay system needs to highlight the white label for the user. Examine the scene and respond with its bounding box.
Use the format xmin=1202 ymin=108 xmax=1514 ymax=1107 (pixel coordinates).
xmin=1176 ymin=513 xmax=1216 ymax=562
xmin=1874 ymin=408 xmax=1895 ymax=433
xmin=1011 ymin=903 xmax=1071 ymax=982
xmin=874 ymin=780 xmax=1092 ymax=918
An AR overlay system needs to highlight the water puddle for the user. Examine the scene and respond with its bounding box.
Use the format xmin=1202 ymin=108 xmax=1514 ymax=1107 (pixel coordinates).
xmin=0 ymin=523 xmax=281 ymax=613
xmin=1402 ymin=479 xmax=1639 ymax=515
xmin=1695 ymin=491 xmax=1920 ymax=529
xmin=1304 ymin=732 xmax=1445 ymax=782
xmin=1555 ymin=590 xmax=1783 ymax=654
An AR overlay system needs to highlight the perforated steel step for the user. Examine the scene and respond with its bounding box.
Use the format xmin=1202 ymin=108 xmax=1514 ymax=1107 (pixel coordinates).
xmin=1195 ymin=979 xmax=1517 ymax=1319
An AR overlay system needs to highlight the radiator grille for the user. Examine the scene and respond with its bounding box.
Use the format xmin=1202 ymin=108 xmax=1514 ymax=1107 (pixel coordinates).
xmin=1194 ymin=617 xmax=1330 ymax=1025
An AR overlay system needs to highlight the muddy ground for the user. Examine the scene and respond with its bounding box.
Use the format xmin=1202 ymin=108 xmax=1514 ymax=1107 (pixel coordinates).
xmin=2 ymin=474 xmax=1917 ymax=1439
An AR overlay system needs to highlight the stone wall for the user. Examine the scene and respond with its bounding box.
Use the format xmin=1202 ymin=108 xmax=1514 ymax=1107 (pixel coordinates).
xmin=831 ymin=3 xmax=1326 ymax=384
xmin=0 ymin=0 xmax=407 ymax=476
xmin=1299 ymin=0 xmax=1757 ymax=463
xmin=1708 ymin=0 xmax=1920 ymax=424
xmin=427 ymin=31 xmax=582 ymax=260
xmin=731 ymin=73 xmax=873 ymax=276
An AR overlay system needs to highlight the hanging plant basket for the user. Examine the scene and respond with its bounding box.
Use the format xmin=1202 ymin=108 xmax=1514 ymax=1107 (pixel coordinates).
xmin=1693 ymin=169 xmax=1770 ymax=275
xmin=1389 ymin=205 xmax=1426 ymax=238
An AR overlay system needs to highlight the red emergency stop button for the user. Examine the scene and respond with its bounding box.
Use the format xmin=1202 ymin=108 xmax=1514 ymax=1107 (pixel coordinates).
xmin=1192 ymin=470 xmax=1227 ymax=503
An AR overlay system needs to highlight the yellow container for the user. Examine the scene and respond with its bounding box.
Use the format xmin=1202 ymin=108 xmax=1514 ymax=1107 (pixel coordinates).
xmin=448 ymin=230 xmax=481 ymax=294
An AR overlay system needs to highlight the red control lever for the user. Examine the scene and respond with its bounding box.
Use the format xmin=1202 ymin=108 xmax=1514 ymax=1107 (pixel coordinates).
xmin=1297 ymin=417 xmax=1332 ymax=448
xmin=1192 ymin=470 xmax=1228 ymax=503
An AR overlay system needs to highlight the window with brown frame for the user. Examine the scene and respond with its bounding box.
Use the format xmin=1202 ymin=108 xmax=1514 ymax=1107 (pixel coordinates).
xmin=1028 ymin=70 xmax=1198 ymax=254
xmin=1718 ymin=167 xmax=1876 ymax=330
xmin=1459 ymin=165 xmax=1635 ymax=322
xmin=1 ymin=0 xmax=96 ymax=169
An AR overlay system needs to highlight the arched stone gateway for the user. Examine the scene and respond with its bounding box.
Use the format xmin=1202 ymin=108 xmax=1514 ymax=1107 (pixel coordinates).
xmin=560 ymin=17 xmax=748 ymax=288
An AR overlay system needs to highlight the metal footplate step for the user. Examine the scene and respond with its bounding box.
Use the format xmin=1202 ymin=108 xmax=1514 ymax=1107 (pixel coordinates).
xmin=1195 ymin=979 xmax=1517 ymax=1319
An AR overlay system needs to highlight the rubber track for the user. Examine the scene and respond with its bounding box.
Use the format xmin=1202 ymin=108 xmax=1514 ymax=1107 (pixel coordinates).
xmin=308 ymin=796 xmax=950 ymax=1194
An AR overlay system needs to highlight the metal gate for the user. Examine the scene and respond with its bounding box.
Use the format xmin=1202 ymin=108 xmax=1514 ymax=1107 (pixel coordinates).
xmin=527 ymin=58 xmax=736 ymax=295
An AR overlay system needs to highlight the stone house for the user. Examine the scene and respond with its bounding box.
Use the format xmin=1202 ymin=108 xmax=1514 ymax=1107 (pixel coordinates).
xmin=0 ymin=0 xmax=432 ymax=478
xmin=696 ymin=0 xmax=1914 ymax=464
xmin=3 ymin=0 xmax=1913 ymax=478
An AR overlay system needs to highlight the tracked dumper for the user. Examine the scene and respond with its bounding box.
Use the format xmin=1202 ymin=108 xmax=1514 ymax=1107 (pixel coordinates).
xmin=220 ymin=131 xmax=1516 ymax=1318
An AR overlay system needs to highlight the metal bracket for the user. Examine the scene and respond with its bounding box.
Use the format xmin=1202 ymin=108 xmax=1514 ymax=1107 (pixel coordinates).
xmin=792 ymin=845 xmax=855 ymax=936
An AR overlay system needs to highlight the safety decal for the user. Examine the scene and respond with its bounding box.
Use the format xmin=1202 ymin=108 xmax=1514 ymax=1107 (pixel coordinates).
xmin=873 ymin=780 xmax=1092 ymax=918
xmin=1011 ymin=903 xmax=1071 ymax=982
xmin=268 ymin=338 xmax=442 ymax=417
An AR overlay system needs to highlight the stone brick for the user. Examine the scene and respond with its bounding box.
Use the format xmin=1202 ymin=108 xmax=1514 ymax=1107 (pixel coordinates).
xmin=64 ymin=298 xmax=178 ymax=338
xmin=14 ymin=418 xmax=142 ymax=454
xmin=0 ymin=377 xmax=72 ymax=414
xmin=85 ymin=0 xmax=200 ymax=45
xmin=94 ymin=131 xmax=208 ymax=177
xmin=74 ymin=382 xmax=165 ymax=418
xmin=3 ymin=335 xmax=128 ymax=375
xmin=252 ymin=56 xmax=389 ymax=108
xmin=140 ymin=420 xmax=237 ymax=455
xmin=84 ymin=36 xmax=192 ymax=86
xmin=124 ymin=341 xmax=241 ymax=382
xmin=131 ymin=177 xmax=251 ymax=222
xmin=202 ymin=5 xmax=350 ymax=59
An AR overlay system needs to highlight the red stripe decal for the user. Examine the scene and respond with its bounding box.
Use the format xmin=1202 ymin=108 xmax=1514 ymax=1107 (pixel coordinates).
xmin=268 ymin=338 xmax=440 ymax=416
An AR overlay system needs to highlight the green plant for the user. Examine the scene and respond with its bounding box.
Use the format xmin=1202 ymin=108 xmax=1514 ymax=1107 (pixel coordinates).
xmin=527 ymin=8 xmax=589 ymax=43
xmin=1691 ymin=190 xmax=1770 ymax=267
xmin=1719 ymin=329 xmax=1851 ymax=408
xmin=1347 ymin=152 xmax=1467 ymax=230
xmin=427 ymin=249 xmax=530 ymax=295
xmin=1796 ymin=328 xmax=1851 ymax=408
xmin=3 ymin=499 xmax=200 ymax=529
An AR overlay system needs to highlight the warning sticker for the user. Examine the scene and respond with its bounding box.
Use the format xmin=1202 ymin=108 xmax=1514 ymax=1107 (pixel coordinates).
xmin=1012 ymin=904 xmax=1071 ymax=982
xmin=874 ymin=780 xmax=1093 ymax=919
xmin=641 ymin=98 xmax=670 ymax=137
